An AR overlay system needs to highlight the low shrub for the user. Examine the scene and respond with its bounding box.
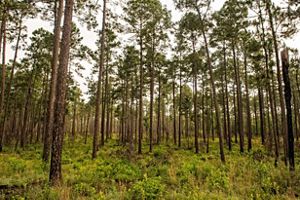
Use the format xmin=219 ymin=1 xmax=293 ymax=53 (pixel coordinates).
xmin=129 ymin=176 xmax=165 ymax=200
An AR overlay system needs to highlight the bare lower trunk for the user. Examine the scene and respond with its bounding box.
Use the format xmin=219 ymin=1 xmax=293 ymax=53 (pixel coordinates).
xmin=92 ymin=0 xmax=107 ymax=159
xmin=49 ymin=0 xmax=74 ymax=186
xmin=281 ymin=49 xmax=295 ymax=171
xmin=43 ymin=0 xmax=64 ymax=162
xmin=0 ymin=13 xmax=7 ymax=151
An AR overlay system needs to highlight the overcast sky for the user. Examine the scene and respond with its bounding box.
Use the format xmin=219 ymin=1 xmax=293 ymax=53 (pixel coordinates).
xmin=5 ymin=0 xmax=300 ymax=96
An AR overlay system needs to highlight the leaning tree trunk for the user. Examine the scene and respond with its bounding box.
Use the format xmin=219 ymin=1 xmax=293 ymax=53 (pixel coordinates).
xmin=195 ymin=6 xmax=225 ymax=162
xmin=1 ymin=16 xmax=23 ymax=141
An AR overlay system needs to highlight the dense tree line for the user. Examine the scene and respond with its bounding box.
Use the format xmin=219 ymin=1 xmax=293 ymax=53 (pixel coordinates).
xmin=0 ymin=0 xmax=299 ymax=185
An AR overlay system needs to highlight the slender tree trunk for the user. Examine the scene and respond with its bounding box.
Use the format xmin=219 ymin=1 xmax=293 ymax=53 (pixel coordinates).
xmin=36 ymin=74 xmax=48 ymax=143
xmin=110 ymin=98 xmax=113 ymax=139
xmin=195 ymin=7 xmax=225 ymax=162
xmin=129 ymin=84 xmax=134 ymax=155
xmin=162 ymin=96 xmax=165 ymax=143
xmin=0 ymin=12 xmax=6 ymax=152
xmin=258 ymin=86 xmax=265 ymax=145
xmin=233 ymin=84 xmax=238 ymax=143
xmin=221 ymin=75 xmax=227 ymax=145
xmin=106 ymin=89 xmax=110 ymax=142
xmin=293 ymin=90 xmax=299 ymax=141
xmin=243 ymin=52 xmax=252 ymax=151
xmin=71 ymin=99 xmax=77 ymax=142
xmin=257 ymin=3 xmax=279 ymax=164
xmin=202 ymin=89 xmax=206 ymax=143
xmin=1 ymin=15 xmax=23 ymax=150
xmin=178 ymin=67 xmax=182 ymax=147
xmin=266 ymin=95 xmax=272 ymax=150
xmin=138 ymin=18 xmax=143 ymax=154
xmin=265 ymin=0 xmax=288 ymax=165
xmin=49 ymin=0 xmax=74 ymax=185
xmin=254 ymin=96 xmax=258 ymax=136
xmin=43 ymin=0 xmax=64 ymax=162
xmin=221 ymin=45 xmax=228 ymax=146
xmin=149 ymin=62 xmax=154 ymax=152
xmin=92 ymin=0 xmax=107 ymax=159
xmin=101 ymin=60 xmax=109 ymax=145
xmin=232 ymin=43 xmax=244 ymax=153
xmin=21 ymin=64 xmax=38 ymax=148
xmin=3 ymin=16 xmax=22 ymax=112
xmin=186 ymin=112 xmax=190 ymax=149
xmin=85 ymin=113 xmax=90 ymax=144
xmin=192 ymin=38 xmax=199 ymax=154
xmin=223 ymin=45 xmax=231 ymax=150
xmin=10 ymin=108 xmax=17 ymax=143
xmin=270 ymin=50 xmax=280 ymax=165
xmin=15 ymin=109 xmax=23 ymax=150
xmin=157 ymin=73 xmax=161 ymax=144
xmin=134 ymin=70 xmax=138 ymax=147
xmin=172 ymin=75 xmax=177 ymax=145
xmin=281 ymin=49 xmax=295 ymax=171
xmin=201 ymin=84 xmax=206 ymax=144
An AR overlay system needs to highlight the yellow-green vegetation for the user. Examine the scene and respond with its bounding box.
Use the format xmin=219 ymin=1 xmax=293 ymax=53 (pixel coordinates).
xmin=0 ymin=139 xmax=299 ymax=200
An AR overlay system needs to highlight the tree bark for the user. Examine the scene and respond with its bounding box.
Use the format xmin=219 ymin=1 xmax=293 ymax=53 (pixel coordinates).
xmin=192 ymin=38 xmax=199 ymax=154
xmin=265 ymin=0 xmax=288 ymax=165
xmin=0 ymin=12 xmax=6 ymax=152
xmin=43 ymin=0 xmax=64 ymax=162
xmin=49 ymin=0 xmax=74 ymax=186
xmin=178 ymin=66 xmax=182 ymax=147
xmin=258 ymin=86 xmax=265 ymax=145
xmin=149 ymin=59 xmax=154 ymax=152
xmin=223 ymin=45 xmax=231 ymax=150
xmin=71 ymin=98 xmax=77 ymax=142
xmin=172 ymin=72 xmax=177 ymax=145
xmin=232 ymin=43 xmax=244 ymax=153
xmin=281 ymin=49 xmax=295 ymax=171
xmin=243 ymin=52 xmax=252 ymax=151
xmin=138 ymin=18 xmax=143 ymax=154
xmin=157 ymin=73 xmax=161 ymax=144
xmin=92 ymin=0 xmax=107 ymax=159
xmin=195 ymin=6 xmax=225 ymax=162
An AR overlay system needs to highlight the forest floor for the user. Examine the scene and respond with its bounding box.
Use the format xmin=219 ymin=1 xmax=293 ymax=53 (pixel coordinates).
xmin=0 ymin=138 xmax=299 ymax=200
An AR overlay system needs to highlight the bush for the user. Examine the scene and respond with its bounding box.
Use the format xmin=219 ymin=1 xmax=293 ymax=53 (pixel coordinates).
xmin=129 ymin=176 xmax=165 ymax=200
xmin=251 ymin=149 xmax=266 ymax=162
xmin=113 ymin=160 xmax=141 ymax=182
xmin=196 ymin=163 xmax=214 ymax=181
xmin=207 ymin=168 xmax=229 ymax=192
xmin=7 ymin=157 xmax=26 ymax=173
xmin=74 ymin=182 xmax=96 ymax=197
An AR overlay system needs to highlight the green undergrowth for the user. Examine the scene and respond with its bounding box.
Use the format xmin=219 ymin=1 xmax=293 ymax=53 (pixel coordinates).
xmin=0 ymin=138 xmax=299 ymax=199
